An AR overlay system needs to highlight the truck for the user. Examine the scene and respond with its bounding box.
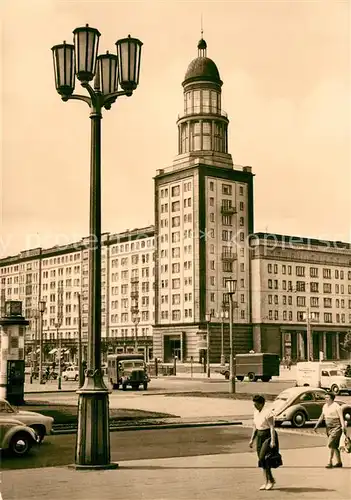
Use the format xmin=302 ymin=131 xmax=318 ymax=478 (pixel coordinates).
xmin=219 ymin=353 xmax=280 ymax=382
xmin=296 ymin=361 xmax=351 ymax=395
xmin=107 ymin=353 xmax=150 ymax=391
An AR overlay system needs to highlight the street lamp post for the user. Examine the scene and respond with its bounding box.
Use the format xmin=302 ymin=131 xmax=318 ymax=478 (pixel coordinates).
xmin=220 ymin=305 xmax=228 ymax=366
xmin=226 ymin=279 xmax=237 ymax=394
xmin=205 ymin=313 xmax=211 ymax=378
xmin=38 ymin=301 xmax=46 ymax=384
xmin=52 ymin=25 xmax=142 ymax=470
xmin=55 ymin=320 xmax=63 ymax=390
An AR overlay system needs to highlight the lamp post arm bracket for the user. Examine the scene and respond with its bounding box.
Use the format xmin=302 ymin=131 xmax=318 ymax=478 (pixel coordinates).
xmin=61 ymin=94 xmax=92 ymax=107
xmin=102 ymin=90 xmax=133 ymax=110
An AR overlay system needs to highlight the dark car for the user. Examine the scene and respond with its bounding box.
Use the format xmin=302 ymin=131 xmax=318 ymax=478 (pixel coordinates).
xmin=271 ymin=387 xmax=351 ymax=428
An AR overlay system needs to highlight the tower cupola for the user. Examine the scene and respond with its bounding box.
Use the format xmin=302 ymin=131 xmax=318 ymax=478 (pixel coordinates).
xmin=176 ymin=38 xmax=231 ymax=165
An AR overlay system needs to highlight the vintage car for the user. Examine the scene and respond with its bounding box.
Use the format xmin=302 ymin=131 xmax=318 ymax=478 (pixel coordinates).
xmin=62 ymin=366 xmax=79 ymax=381
xmin=0 ymin=417 xmax=39 ymax=456
xmin=0 ymin=398 xmax=54 ymax=443
xmin=271 ymin=387 xmax=351 ymax=428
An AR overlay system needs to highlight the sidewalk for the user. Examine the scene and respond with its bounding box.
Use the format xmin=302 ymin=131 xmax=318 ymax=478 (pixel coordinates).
xmin=2 ymin=447 xmax=351 ymax=500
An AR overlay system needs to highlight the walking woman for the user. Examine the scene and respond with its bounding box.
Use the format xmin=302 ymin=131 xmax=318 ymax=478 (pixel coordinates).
xmin=249 ymin=394 xmax=282 ymax=491
xmin=314 ymin=392 xmax=347 ymax=468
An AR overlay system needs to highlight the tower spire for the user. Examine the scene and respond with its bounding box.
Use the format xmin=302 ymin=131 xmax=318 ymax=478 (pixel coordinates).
xmin=198 ymin=15 xmax=207 ymax=57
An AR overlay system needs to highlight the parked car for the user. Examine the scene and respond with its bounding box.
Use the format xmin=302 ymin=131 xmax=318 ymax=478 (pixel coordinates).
xmin=0 ymin=398 xmax=54 ymax=443
xmin=62 ymin=366 xmax=79 ymax=381
xmin=270 ymin=387 xmax=351 ymax=428
xmin=0 ymin=417 xmax=39 ymax=456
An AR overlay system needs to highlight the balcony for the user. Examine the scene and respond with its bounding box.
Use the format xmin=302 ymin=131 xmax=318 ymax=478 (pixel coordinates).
xmin=130 ymin=277 xmax=139 ymax=284
xmin=178 ymin=107 xmax=228 ymax=120
xmin=130 ymin=291 xmax=139 ymax=299
xmin=221 ymin=252 xmax=237 ymax=261
xmin=220 ymin=205 xmax=237 ymax=216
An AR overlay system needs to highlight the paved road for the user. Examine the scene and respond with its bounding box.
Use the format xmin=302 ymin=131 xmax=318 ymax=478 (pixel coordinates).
xmin=2 ymin=424 xmax=326 ymax=471
xmin=26 ymin=376 xmax=295 ymax=395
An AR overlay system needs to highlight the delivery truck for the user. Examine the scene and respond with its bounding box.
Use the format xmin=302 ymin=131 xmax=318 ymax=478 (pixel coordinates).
xmin=296 ymin=361 xmax=351 ymax=395
xmin=219 ymin=353 xmax=280 ymax=382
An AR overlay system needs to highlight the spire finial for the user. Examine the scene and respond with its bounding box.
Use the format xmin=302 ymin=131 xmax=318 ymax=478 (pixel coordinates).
xmin=201 ymin=13 xmax=203 ymax=39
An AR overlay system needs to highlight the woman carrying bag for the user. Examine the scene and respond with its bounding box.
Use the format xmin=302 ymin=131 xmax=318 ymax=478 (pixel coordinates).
xmin=249 ymin=394 xmax=283 ymax=491
xmin=314 ymin=392 xmax=347 ymax=468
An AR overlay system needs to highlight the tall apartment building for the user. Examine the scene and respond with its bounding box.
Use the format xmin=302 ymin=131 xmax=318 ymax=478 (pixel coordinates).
xmin=251 ymin=233 xmax=351 ymax=361
xmin=153 ymin=37 xmax=254 ymax=362
xmin=0 ymin=227 xmax=155 ymax=361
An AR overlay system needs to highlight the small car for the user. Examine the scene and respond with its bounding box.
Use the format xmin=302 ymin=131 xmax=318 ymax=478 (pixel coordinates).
xmin=0 ymin=398 xmax=54 ymax=443
xmin=271 ymin=387 xmax=351 ymax=428
xmin=0 ymin=417 xmax=39 ymax=456
xmin=61 ymin=366 xmax=79 ymax=381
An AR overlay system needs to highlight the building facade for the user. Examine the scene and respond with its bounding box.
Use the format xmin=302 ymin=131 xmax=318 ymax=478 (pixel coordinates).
xmin=0 ymin=227 xmax=155 ymax=362
xmin=251 ymin=233 xmax=351 ymax=361
xmin=152 ymin=38 xmax=255 ymax=362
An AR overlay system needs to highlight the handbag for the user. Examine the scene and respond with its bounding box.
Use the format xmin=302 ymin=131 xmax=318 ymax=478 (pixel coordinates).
xmin=265 ymin=448 xmax=283 ymax=468
xmin=339 ymin=433 xmax=351 ymax=454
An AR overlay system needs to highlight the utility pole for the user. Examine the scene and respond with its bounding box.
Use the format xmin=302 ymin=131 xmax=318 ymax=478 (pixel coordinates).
xmin=77 ymin=292 xmax=84 ymax=387
xmin=56 ymin=283 xmax=64 ymax=390
xmin=205 ymin=313 xmax=211 ymax=378
xmin=227 ymin=279 xmax=237 ymax=394
xmin=306 ymin=307 xmax=312 ymax=361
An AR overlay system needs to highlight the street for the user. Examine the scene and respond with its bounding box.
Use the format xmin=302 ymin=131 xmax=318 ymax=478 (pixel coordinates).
xmin=1 ymin=424 xmax=326 ymax=470
xmin=25 ymin=375 xmax=295 ymax=395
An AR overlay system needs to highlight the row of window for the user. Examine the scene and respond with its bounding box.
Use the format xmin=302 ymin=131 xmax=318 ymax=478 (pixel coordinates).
xmin=179 ymin=120 xmax=226 ymax=154
xmin=110 ymin=239 xmax=154 ymax=255
xmin=267 ymin=279 xmax=350 ymax=294
xmin=160 ymin=293 xmax=193 ymax=304
xmin=209 ymin=182 xmax=245 ymax=196
xmin=111 ymin=268 xmax=152 ymax=281
xmin=267 ymin=310 xmax=350 ymax=324
xmin=268 ymin=294 xmax=351 ymax=309
xmin=110 ymin=312 xmax=150 ymax=323
xmin=160 ymin=261 xmax=193 ymax=273
xmin=267 ymin=263 xmax=351 ymax=280
xmin=160 ymin=277 xmax=193 ymax=288
xmin=111 ymin=296 xmax=151 ymax=309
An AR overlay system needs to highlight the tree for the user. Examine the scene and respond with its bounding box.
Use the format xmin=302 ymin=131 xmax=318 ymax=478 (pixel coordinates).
xmin=341 ymin=331 xmax=351 ymax=359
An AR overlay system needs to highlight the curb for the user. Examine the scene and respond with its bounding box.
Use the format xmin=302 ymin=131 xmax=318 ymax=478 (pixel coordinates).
xmin=52 ymin=420 xmax=243 ymax=435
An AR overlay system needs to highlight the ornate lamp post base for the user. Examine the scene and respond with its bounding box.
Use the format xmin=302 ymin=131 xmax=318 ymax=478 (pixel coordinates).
xmin=73 ymin=369 xmax=118 ymax=470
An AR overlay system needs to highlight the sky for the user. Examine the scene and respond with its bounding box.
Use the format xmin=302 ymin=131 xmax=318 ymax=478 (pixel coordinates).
xmin=1 ymin=0 xmax=350 ymax=258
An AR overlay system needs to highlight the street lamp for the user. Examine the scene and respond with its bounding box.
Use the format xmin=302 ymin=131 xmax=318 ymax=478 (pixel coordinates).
xmin=226 ymin=279 xmax=237 ymax=394
xmin=38 ymin=300 xmax=46 ymax=384
xmin=205 ymin=313 xmax=212 ymax=378
xmin=220 ymin=306 xmax=228 ymax=366
xmin=55 ymin=320 xmax=63 ymax=390
xmin=132 ymin=313 xmax=140 ymax=354
xmin=51 ymin=24 xmax=142 ymax=470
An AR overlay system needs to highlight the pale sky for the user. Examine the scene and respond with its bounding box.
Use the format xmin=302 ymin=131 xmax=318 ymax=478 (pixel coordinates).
xmin=1 ymin=0 xmax=350 ymax=258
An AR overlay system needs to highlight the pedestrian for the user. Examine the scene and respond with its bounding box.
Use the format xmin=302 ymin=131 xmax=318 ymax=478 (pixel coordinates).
xmin=249 ymin=394 xmax=282 ymax=491
xmin=314 ymin=392 xmax=347 ymax=468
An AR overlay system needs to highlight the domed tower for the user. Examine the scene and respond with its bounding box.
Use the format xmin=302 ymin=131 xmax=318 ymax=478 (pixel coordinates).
xmin=175 ymin=38 xmax=233 ymax=168
xmin=153 ymin=37 xmax=254 ymax=364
